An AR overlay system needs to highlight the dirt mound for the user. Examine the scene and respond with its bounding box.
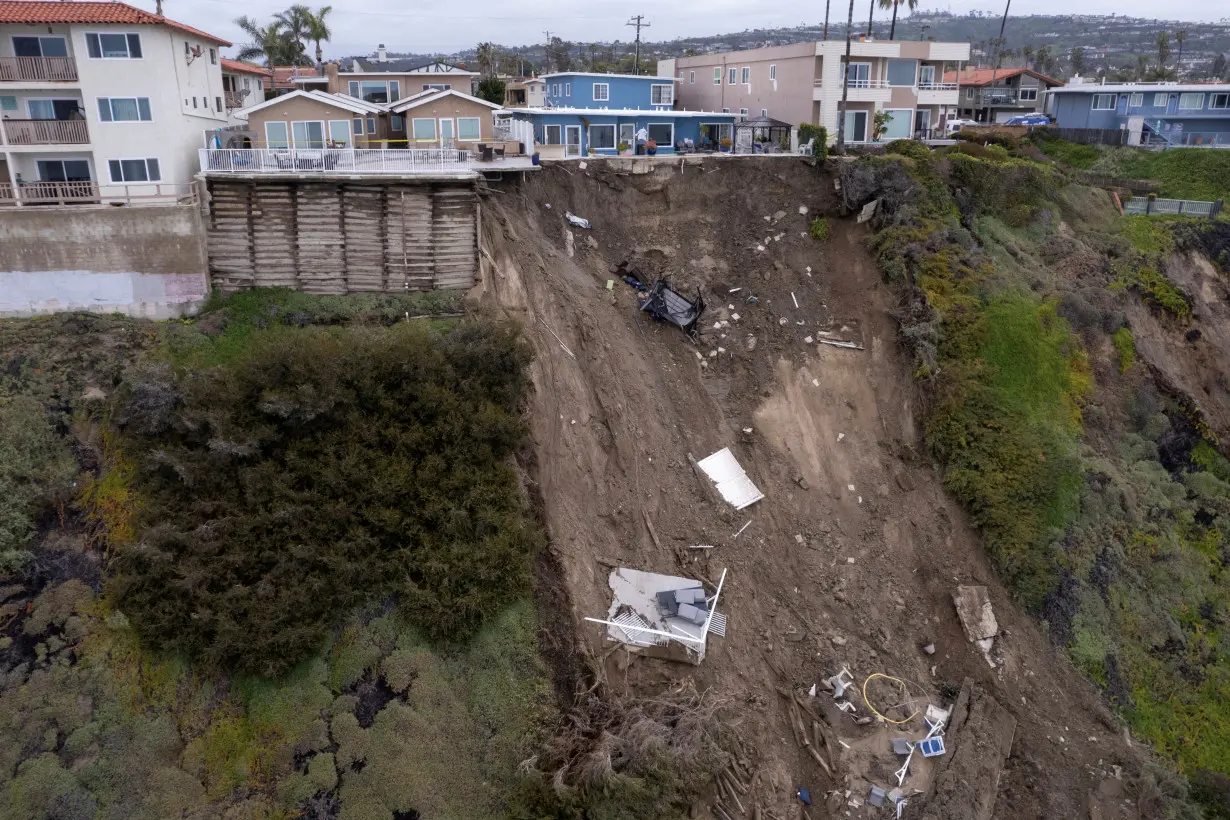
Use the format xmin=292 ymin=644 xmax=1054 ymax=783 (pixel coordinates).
xmin=479 ymin=158 xmax=1155 ymax=819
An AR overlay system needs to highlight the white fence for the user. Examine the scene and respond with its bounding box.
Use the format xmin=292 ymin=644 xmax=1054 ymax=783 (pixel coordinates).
xmin=199 ymin=147 xmax=468 ymax=175
xmin=1124 ymin=197 xmax=1223 ymax=218
xmin=494 ymin=118 xmax=535 ymax=152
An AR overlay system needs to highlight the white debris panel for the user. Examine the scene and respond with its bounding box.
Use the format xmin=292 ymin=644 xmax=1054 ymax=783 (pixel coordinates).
xmin=697 ymin=447 xmax=765 ymax=510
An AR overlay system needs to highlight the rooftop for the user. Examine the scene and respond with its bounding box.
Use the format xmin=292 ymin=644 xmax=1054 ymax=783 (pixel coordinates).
xmin=940 ymin=67 xmax=1064 ymax=87
xmin=0 ymin=0 xmax=230 ymax=45
xmin=221 ymin=58 xmax=271 ymax=77
xmin=348 ymin=57 xmax=476 ymax=75
xmin=542 ymin=71 xmax=675 ymax=82
xmin=505 ymin=106 xmax=735 ymax=118
xmin=1051 ymin=80 xmax=1230 ymax=94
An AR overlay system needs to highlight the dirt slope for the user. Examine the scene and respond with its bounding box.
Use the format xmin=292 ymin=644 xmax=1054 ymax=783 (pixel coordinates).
xmin=480 ymin=159 xmax=1153 ymax=819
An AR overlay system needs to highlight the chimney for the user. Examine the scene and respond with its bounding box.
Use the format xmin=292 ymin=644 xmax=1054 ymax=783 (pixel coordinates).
xmin=965 ymin=65 xmax=973 ymax=79
xmin=376 ymin=44 xmax=387 ymax=63
xmin=326 ymin=61 xmax=340 ymax=93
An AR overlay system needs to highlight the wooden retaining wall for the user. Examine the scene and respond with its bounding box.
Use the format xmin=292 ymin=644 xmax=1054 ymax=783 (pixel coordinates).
xmin=204 ymin=178 xmax=479 ymax=293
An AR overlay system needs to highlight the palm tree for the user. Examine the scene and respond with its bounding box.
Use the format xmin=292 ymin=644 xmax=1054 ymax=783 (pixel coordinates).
xmin=877 ymin=0 xmax=918 ymax=41
xmin=476 ymin=42 xmax=497 ymax=78
xmin=274 ymin=5 xmax=313 ymax=64
xmin=823 ymin=0 xmax=830 ymax=40
xmin=304 ymin=6 xmax=332 ymax=71
xmin=233 ymin=16 xmax=299 ymax=66
xmin=1136 ymin=54 xmax=1150 ymax=81
xmin=865 ymin=0 xmax=875 ymax=38
xmin=1174 ymin=29 xmax=1187 ymax=75
xmin=1156 ymin=31 xmax=1170 ymax=73
xmin=837 ymin=0 xmax=856 ymax=152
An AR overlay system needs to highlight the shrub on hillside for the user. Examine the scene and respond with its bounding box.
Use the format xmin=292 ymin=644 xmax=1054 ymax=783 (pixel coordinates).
xmin=798 ymin=124 xmax=827 ymax=161
xmin=0 ymin=397 xmax=77 ymax=564
xmin=110 ymin=320 xmax=541 ymax=676
xmin=884 ymin=140 xmax=931 ymax=161
xmin=953 ymin=129 xmax=1020 ymax=151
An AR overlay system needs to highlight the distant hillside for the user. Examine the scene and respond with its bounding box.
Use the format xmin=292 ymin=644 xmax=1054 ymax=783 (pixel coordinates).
xmin=430 ymin=13 xmax=1230 ymax=81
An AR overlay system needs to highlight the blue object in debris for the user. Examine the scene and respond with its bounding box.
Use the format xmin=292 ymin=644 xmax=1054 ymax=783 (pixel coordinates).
xmin=796 ymin=787 xmax=812 ymax=806
xmin=622 ymin=275 xmax=648 ymax=291
xmin=918 ymin=735 xmax=946 ymax=757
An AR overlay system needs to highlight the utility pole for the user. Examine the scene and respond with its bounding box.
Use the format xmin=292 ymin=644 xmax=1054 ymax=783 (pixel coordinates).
xmin=626 ymin=15 xmax=650 ymax=74
xmin=823 ymin=0 xmax=830 ymax=40
xmin=543 ymin=31 xmax=553 ymax=73
xmin=155 ymin=0 xmax=163 ymax=15
xmin=983 ymin=0 xmax=1010 ymax=123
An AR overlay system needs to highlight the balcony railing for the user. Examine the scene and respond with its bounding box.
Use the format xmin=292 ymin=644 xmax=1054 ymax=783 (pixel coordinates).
xmin=816 ymin=78 xmax=890 ymax=89
xmin=0 ymin=181 xmax=198 ymax=207
xmin=919 ymin=82 xmax=959 ymax=91
xmin=0 ymin=56 xmax=79 ymax=82
xmin=200 ymin=147 xmax=533 ymax=175
xmin=973 ymin=89 xmax=1040 ymax=106
xmin=1 ymin=118 xmax=89 ymax=145
xmin=0 ymin=180 xmax=98 ymax=205
xmin=224 ymin=90 xmax=248 ymax=109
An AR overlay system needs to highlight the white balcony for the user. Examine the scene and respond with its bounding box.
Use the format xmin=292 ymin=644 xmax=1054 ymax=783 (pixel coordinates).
xmin=199 ymin=147 xmax=538 ymax=177
xmin=0 ymin=56 xmax=78 ymax=83
xmin=918 ymin=84 xmax=960 ymax=106
xmin=1 ymin=118 xmax=89 ymax=146
xmin=814 ymin=78 xmax=891 ymax=103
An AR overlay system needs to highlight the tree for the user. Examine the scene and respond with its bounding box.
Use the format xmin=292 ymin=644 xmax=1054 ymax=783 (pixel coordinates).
xmin=273 ymin=5 xmax=312 ymax=64
xmin=233 ymin=15 xmax=303 ymax=66
xmin=1156 ymin=31 xmax=1170 ymax=73
xmin=836 ymin=0 xmax=855 ymax=153
xmin=865 ymin=0 xmax=875 ymax=38
xmin=1213 ymin=53 xmax=1228 ymax=80
xmin=304 ymin=5 xmax=331 ymax=71
xmin=1069 ymin=46 xmax=1086 ymax=77
xmin=1020 ymin=44 xmax=1034 ymax=69
xmin=877 ymin=0 xmax=918 ymax=41
xmin=1174 ymin=29 xmax=1187 ymax=75
xmin=1136 ymin=54 xmax=1150 ymax=81
xmin=476 ymin=42 xmax=497 ymax=77
xmin=1033 ymin=45 xmax=1054 ymax=75
xmin=476 ymin=75 xmax=505 ymax=105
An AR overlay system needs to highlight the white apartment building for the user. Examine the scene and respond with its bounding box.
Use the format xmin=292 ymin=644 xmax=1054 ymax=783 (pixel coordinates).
xmin=0 ymin=1 xmax=230 ymax=204
xmin=663 ymin=38 xmax=971 ymax=143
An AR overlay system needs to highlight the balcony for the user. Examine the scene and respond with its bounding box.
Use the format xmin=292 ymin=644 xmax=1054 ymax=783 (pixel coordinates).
xmin=972 ymin=88 xmax=1039 ymax=107
xmin=224 ymin=90 xmax=248 ymax=110
xmin=200 ymin=147 xmax=537 ymax=177
xmin=0 ymin=56 xmax=79 ymax=83
xmin=814 ymin=77 xmax=891 ymax=103
xmin=1 ymin=119 xmax=89 ymax=145
xmin=0 ymin=180 xmax=99 ymax=205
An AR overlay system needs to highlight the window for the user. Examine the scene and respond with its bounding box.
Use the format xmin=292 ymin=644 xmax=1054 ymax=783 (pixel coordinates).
xmin=966 ymin=88 xmax=974 ymax=100
xmin=1211 ymin=94 xmax=1230 ymax=110
xmin=97 ymin=97 xmax=152 ymax=121
xmin=740 ymin=66 xmax=750 ymax=84
xmin=728 ymin=68 xmax=736 ymax=85
xmin=721 ymin=107 xmax=730 ymax=113
xmin=457 ymin=117 xmax=481 ymax=139
xmin=543 ymin=124 xmax=562 ymax=144
xmin=328 ymin=119 xmax=351 ymax=146
xmin=761 ymin=108 xmax=768 ymax=118
xmin=265 ymin=121 xmax=289 ymax=148
xmin=37 ymin=159 xmax=90 ymax=181
xmin=769 ymin=64 xmax=776 ymax=81
xmin=366 ymin=117 xmax=376 ymax=134
xmin=107 ymin=157 xmax=160 ymax=183
xmin=651 ymin=84 xmax=673 ymax=105
xmin=689 ymin=70 xmax=695 ymax=84
xmin=589 ymin=124 xmax=615 ymax=149
xmin=593 ymin=82 xmax=610 ymax=101
xmin=291 ymin=120 xmax=325 ymax=147
xmin=0 ymin=95 xmax=16 ymax=112
xmin=215 ymin=96 xmax=222 ymax=111
xmin=619 ymin=122 xmax=635 ymax=147
xmin=353 ymin=80 xmax=397 ymax=103
xmin=412 ymin=118 xmax=437 ymax=140
xmin=565 ymin=82 xmax=571 ymax=96
xmin=845 ymin=62 xmax=871 ymax=87
xmin=1179 ymin=93 xmax=1205 ymax=110
xmin=422 ymin=83 xmax=450 ymax=91
xmin=85 ymin=32 xmax=141 ymax=59
xmin=885 ymin=59 xmax=917 ymax=86
xmin=12 ymin=36 xmax=68 ymax=58
xmin=714 ymin=67 xmax=721 ymax=85
xmin=1127 ymin=92 xmax=1144 ymax=108
xmin=919 ymin=65 xmax=935 ymax=86
xmin=1019 ymin=87 xmax=1038 ymax=102
xmin=881 ymin=109 xmax=912 ymax=140
xmin=352 ymin=117 xmax=364 ymax=135
xmin=739 ymin=107 xmax=748 ymax=119
xmin=209 ymin=48 xmax=217 ymax=65
xmin=192 ymin=97 xmax=197 ymax=109
xmin=1091 ymin=94 xmax=1116 ymax=111
xmin=551 ymin=83 xmax=560 ymax=96
xmin=1153 ymin=93 xmax=1168 ymax=107
xmin=390 ymin=114 xmax=404 ymax=131
xmin=647 ymin=122 xmax=673 ymax=146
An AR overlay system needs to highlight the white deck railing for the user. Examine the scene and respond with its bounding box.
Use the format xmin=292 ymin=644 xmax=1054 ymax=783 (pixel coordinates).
xmin=199 ymin=147 xmax=469 ymax=174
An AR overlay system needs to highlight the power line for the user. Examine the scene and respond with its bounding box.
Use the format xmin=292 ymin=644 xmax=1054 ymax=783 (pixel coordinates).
xmin=626 ymin=15 xmax=650 ymax=74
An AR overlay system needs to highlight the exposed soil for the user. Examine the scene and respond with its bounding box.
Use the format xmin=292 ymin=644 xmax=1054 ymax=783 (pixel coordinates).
xmin=479 ymin=158 xmax=1164 ymax=819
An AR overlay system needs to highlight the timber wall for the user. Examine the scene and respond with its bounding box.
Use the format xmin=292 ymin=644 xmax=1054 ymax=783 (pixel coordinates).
xmin=204 ymin=178 xmax=479 ymax=293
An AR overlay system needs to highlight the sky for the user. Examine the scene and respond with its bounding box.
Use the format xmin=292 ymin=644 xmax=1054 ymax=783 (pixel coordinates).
xmin=138 ymin=0 xmax=1228 ymax=59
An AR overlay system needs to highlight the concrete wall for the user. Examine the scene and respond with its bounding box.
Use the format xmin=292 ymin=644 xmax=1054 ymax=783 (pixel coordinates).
xmin=0 ymin=204 xmax=208 ymax=318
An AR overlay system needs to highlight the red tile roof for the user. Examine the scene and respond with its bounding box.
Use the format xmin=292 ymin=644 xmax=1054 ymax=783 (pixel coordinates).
xmin=271 ymin=65 xmax=319 ymax=88
xmin=941 ymin=66 xmax=1064 ymax=88
xmin=0 ymin=1 xmax=230 ymax=45
xmin=221 ymin=58 xmax=270 ymax=76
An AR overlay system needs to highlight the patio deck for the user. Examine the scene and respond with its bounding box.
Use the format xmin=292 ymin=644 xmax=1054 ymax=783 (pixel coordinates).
xmin=198 ymin=148 xmax=537 ymax=180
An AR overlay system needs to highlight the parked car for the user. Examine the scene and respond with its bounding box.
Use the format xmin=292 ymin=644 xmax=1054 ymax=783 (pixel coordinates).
xmin=1003 ymin=114 xmax=1051 ymax=126
xmin=944 ymin=118 xmax=981 ymax=135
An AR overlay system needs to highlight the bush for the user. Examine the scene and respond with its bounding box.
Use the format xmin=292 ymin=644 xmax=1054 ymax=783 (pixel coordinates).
xmin=884 ymin=139 xmax=931 ymax=161
xmin=1113 ymin=327 xmax=1136 ymax=373
xmin=953 ymin=129 xmax=1021 ymax=151
xmin=1035 ymin=137 xmax=1101 ymax=170
xmin=809 ymin=216 xmax=831 ymax=241
xmin=110 ymin=320 xmax=542 ymax=676
xmin=798 ymin=123 xmax=827 ymax=161
xmin=0 ymin=396 xmax=77 ymax=557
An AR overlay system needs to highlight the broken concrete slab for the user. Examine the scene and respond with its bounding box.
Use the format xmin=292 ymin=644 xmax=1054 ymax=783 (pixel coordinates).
xmin=953 ymin=585 xmax=998 ymax=642
xmin=917 ymin=685 xmax=1016 ymax=820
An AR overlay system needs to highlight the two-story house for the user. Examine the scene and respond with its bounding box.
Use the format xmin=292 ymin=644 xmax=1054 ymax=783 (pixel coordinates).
xmin=308 ymin=49 xmax=478 ymax=102
xmin=944 ymin=67 xmax=1063 ymax=123
xmin=662 ymin=38 xmax=971 ymax=143
xmin=503 ymin=77 xmax=544 ymax=108
xmin=1049 ymin=81 xmax=1230 ymax=147
xmin=0 ymin=0 xmax=230 ymax=204
xmin=504 ymin=72 xmax=737 ymax=156
xmin=221 ymin=58 xmax=270 ymax=121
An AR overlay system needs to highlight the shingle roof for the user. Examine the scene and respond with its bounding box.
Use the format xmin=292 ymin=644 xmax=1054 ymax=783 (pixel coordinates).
xmin=221 ymin=58 xmax=270 ymax=76
xmin=349 ymin=57 xmax=476 ymax=75
xmin=941 ymin=67 xmax=1064 ymax=88
xmin=0 ymin=1 xmax=230 ymax=45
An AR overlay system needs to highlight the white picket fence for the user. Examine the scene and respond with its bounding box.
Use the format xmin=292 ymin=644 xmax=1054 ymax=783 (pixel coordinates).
xmin=199 ymin=147 xmax=468 ymax=175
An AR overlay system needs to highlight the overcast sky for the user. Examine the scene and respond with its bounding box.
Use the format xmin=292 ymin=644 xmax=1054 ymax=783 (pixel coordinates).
xmin=143 ymin=0 xmax=1226 ymax=59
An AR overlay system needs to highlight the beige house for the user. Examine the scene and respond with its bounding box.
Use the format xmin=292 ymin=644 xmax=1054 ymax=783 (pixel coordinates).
xmin=663 ymin=38 xmax=971 ymax=142
xmin=321 ymin=55 xmax=478 ymax=104
xmin=389 ymin=89 xmax=501 ymax=149
xmin=237 ymin=89 xmax=387 ymax=148
xmin=503 ymin=77 xmax=545 ymax=107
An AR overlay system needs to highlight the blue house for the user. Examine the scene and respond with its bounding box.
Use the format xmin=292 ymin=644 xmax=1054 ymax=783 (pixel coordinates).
xmin=506 ymin=72 xmax=738 ymax=156
xmin=1049 ymin=82 xmax=1230 ymax=147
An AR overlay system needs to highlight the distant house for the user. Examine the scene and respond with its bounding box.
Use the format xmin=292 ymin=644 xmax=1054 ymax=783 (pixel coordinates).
xmin=943 ymin=67 xmax=1063 ymax=123
xmin=313 ymin=47 xmax=478 ymax=102
xmin=503 ymin=77 xmax=545 ymax=108
xmin=389 ymin=88 xmax=501 ymax=148
xmin=221 ymin=59 xmax=270 ymax=119
xmin=238 ymin=89 xmax=387 ymax=148
xmin=541 ymin=71 xmax=678 ymax=110
xmin=1049 ymin=81 xmax=1230 ymax=147
xmin=271 ymin=65 xmax=319 ymax=93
